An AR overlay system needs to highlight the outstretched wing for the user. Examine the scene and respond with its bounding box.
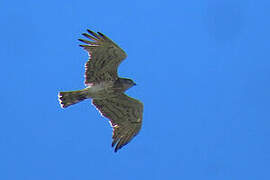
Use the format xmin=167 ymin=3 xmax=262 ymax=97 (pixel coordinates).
xmin=92 ymin=93 xmax=143 ymax=152
xmin=79 ymin=29 xmax=127 ymax=85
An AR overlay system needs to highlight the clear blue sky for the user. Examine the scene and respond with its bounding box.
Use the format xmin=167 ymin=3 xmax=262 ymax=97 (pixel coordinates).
xmin=1 ymin=0 xmax=270 ymax=179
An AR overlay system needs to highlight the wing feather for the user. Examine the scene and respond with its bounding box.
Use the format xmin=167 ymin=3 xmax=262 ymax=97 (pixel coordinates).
xmin=92 ymin=94 xmax=143 ymax=152
xmin=87 ymin=29 xmax=101 ymax=39
xmin=79 ymin=29 xmax=127 ymax=85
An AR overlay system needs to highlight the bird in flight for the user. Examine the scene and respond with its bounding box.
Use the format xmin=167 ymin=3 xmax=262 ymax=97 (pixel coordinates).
xmin=58 ymin=29 xmax=143 ymax=152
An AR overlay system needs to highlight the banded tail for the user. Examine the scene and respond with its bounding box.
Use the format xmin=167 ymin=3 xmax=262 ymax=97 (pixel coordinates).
xmin=58 ymin=89 xmax=89 ymax=108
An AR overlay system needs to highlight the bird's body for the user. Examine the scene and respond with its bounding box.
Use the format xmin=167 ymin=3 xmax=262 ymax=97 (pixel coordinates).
xmin=59 ymin=78 xmax=134 ymax=107
xmin=87 ymin=82 xmax=113 ymax=97
xmin=58 ymin=29 xmax=143 ymax=152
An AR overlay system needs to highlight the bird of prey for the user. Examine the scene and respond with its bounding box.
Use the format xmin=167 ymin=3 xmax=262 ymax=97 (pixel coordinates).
xmin=58 ymin=29 xmax=143 ymax=152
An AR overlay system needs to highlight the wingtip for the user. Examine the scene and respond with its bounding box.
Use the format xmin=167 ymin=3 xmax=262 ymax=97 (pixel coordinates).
xmin=114 ymin=145 xmax=122 ymax=153
xmin=87 ymin=29 xmax=95 ymax=34
xmin=78 ymin=39 xmax=85 ymax=43
xmin=97 ymin=32 xmax=104 ymax=37
xmin=112 ymin=139 xmax=117 ymax=147
xmin=78 ymin=38 xmax=91 ymax=44
xmin=78 ymin=44 xmax=87 ymax=47
xmin=81 ymin=33 xmax=90 ymax=39
xmin=112 ymin=139 xmax=121 ymax=152
xmin=86 ymin=29 xmax=100 ymax=39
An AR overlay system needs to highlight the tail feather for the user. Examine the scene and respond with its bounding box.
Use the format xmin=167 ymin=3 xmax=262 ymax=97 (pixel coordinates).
xmin=58 ymin=89 xmax=88 ymax=108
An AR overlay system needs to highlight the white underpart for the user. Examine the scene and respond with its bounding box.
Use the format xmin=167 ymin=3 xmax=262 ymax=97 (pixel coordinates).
xmin=86 ymin=81 xmax=113 ymax=94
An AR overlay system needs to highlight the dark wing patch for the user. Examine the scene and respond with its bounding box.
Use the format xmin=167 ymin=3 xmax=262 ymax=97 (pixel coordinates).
xmin=92 ymin=93 xmax=143 ymax=152
xmin=79 ymin=29 xmax=127 ymax=85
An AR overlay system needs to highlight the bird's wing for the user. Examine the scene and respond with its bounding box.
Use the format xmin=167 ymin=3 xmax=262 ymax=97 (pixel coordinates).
xmin=79 ymin=29 xmax=127 ymax=85
xmin=92 ymin=93 xmax=143 ymax=152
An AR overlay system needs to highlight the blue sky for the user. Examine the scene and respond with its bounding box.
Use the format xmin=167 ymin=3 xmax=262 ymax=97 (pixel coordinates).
xmin=1 ymin=0 xmax=270 ymax=179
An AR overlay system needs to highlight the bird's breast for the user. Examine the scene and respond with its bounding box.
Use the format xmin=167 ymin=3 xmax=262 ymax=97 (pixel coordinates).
xmin=86 ymin=81 xmax=115 ymax=98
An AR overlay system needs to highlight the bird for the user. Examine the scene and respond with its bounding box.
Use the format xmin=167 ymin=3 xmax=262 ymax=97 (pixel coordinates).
xmin=58 ymin=29 xmax=143 ymax=152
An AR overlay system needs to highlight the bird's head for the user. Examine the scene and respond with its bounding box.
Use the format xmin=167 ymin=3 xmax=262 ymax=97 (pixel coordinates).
xmin=115 ymin=78 xmax=136 ymax=91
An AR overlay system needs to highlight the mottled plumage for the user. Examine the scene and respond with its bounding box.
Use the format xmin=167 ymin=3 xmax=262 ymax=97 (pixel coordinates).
xmin=58 ymin=29 xmax=143 ymax=152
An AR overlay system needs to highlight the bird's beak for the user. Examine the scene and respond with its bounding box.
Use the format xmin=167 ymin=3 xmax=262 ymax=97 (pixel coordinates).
xmin=134 ymin=83 xmax=137 ymax=86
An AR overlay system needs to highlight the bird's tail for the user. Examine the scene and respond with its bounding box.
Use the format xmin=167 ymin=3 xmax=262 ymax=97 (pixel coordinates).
xmin=58 ymin=89 xmax=89 ymax=108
